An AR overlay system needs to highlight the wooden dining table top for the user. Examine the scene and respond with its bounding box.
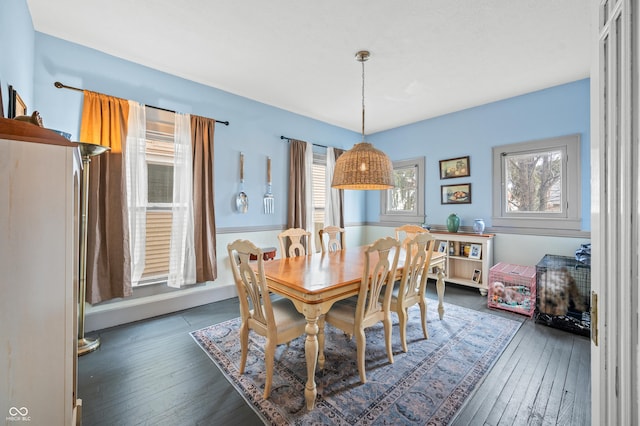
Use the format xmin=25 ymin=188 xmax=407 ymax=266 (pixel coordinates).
xmin=261 ymin=245 xmax=446 ymax=303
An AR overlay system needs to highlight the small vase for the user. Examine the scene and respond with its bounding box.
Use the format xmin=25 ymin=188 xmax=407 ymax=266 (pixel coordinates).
xmin=473 ymin=218 xmax=485 ymax=234
xmin=446 ymin=213 xmax=460 ymax=233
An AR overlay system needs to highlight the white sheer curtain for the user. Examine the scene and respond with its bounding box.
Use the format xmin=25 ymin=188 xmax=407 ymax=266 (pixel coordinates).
xmin=167 ymin=113 xmax=196 ymax=288
xmin=124 ymin=101 xmax=147 ymax=286
xmin=304 ymin=142 xmax=314 ymax=253
xmin=324 ymin=147 xmax=341 ymax=227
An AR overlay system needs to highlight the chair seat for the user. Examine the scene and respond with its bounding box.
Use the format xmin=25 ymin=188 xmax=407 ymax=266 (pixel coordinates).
xmin=271 ymin=298 xmax=308 ymax=333
xmin=325 ymin=297 xmax=358 ymax=325
xmin=384 ymin=280 xmax=420 ymax=301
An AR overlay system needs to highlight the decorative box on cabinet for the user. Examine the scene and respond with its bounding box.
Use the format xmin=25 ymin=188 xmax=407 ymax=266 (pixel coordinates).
xmin=428 ymin=231 xmax=494 ymax=295
xmin=0 ymin=119 xmax=81 ymax=425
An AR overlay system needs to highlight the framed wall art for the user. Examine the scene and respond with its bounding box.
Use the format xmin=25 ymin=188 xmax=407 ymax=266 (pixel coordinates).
xmin=439 ymin=156 xmax=470 ymax=179
xmin=441 ymin=183 xmax=471 ymax=204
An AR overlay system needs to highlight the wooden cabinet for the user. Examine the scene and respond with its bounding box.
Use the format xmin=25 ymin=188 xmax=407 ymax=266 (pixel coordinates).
xmin=428 ymin=231 xmax=494 ymax=295
xmin=0 ymin=119 xmax=81 ymax=425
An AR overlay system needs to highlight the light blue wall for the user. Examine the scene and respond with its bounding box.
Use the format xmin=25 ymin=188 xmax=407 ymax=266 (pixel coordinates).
xmin=0 ymin=0 xmax=35 ymax=113
xmin=31 ymin=33 xmax=366 ymax=228
xmin=368 ymin=79 xmax=591 ymax=232
xmin=4 ymin=0 xmax=589 ymax=234
xmin=5 ymin=0 xmax=592 ymax=327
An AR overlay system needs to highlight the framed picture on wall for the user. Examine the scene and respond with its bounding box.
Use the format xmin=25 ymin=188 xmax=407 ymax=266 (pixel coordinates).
xmin=441 ymin=183 xmax=471 ymax=204
xmin=439 ymin=156 xmax=470 ymax=179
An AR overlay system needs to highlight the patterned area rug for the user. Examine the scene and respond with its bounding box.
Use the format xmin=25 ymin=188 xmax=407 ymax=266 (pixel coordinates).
xmin=190 ymin=301 xmax=521 ymax=425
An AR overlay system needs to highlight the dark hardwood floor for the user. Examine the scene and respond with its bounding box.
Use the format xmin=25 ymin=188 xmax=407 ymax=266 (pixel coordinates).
xmin=78 ymin=283 xmax=590 ymax=425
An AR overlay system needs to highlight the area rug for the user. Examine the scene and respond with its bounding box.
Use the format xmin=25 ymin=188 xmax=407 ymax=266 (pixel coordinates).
xmin=190 ymin=301 xmax=522 ymax=425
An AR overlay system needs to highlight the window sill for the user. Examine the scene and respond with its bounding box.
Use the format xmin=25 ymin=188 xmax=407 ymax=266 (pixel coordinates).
xmin=487 ymin=225 xmax=590 ymax=238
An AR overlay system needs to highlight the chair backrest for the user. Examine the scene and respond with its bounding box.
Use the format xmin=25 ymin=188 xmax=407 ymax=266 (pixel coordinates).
xmin=319 ymin=226 xmax=345 ymax=253
xmin=396 ymin=232 xmax=437 ymax=304
xmin=394 ymin=224 xmax=429 ymax=248
xmin=278 ymin=228 xmax=311 ymax=258
xmin=356 ymin=236 xmax=401 ymax=326
xmin=227 ymin=239 xmax=273 ymax=333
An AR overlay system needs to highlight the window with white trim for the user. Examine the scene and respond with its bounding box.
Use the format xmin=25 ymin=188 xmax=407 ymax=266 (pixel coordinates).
xmin=380 ymin=157 xmax=425 ymax=223
xmin=312 ymin=151 xmax=326 ymax=252
xmin=138 ymin=107 xmax=175 ymax=285
xmin=492 ymin=134 xmax=581 ymax=231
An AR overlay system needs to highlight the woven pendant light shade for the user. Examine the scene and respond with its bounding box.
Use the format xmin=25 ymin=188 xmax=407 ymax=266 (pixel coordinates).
xmin=331 ymin=51 xmax=394 ymax=190
xmin=331 ymin=142 xmax=394 ymax=190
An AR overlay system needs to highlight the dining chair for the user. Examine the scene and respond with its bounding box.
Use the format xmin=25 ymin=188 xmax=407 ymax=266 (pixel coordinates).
xmin=324 ymin=236 xmax=401 ymax=383
xmin=278 ymin=227 xmax=312 ymax=258
xmin=227 ymin=239 xmax=307 ymax=399
xmin=394 ymin=224 xmax=429 ymax=248
xmin=386 ymin=232 xmax=437 ymax=352
xmin=319 ymin=225 xmax=345 ymax=253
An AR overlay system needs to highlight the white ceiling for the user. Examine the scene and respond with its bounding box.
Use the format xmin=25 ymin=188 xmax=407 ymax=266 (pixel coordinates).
xmin=26 ymin=0 xmax=590 ymax=134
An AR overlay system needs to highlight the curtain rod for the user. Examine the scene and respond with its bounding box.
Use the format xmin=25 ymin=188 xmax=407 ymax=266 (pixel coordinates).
xmin=280 ymin=135 xmax=330 ymax=149
xmin=54 ymin=81 xmax=229 ymax=126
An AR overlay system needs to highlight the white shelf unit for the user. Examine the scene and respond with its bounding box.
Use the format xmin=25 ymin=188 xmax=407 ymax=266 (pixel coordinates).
xmin=428 ymin=231 xmax=495 ymax=295
xmin=1 ymin=122 xmax=82 ymax=425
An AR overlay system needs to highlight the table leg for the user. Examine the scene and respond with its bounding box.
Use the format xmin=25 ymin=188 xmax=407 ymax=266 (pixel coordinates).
xmin=302 ymin=309 xmax=320 ymax=410
xmin=436 ymin=265 xmax=446 ymax=320
xmin=317 ymin=315 xmax=326 ymax=370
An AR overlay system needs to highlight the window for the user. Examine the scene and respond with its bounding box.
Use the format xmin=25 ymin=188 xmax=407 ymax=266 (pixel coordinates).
xmin=492 ymin=134 xmax=581 ymax=231
xmin=380 ymin=157 xmax=425 ymax=223
xmin=147 ymin=163 xmax=173 ymax=203
xmin=312 ymin=152 xmax=326 ymax=252
xmin=138 ymin=107 xmax=175 ymax=285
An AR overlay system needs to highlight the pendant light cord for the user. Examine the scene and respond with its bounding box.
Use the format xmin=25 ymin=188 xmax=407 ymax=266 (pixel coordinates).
xmin=361 ymin=57 xmax=366 ymax=142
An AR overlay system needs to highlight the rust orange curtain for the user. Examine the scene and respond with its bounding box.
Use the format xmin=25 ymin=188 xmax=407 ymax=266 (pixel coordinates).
xmin=191 ymin=115 xmax=217 ymax=282
xmin=80 ymin=91 xmax=132 ymax=304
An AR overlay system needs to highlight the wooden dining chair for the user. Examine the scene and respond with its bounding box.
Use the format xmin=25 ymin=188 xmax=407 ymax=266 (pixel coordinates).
xmin=278 ymin=227 xmax=311 ymax=258
xmin=227 ymin=239 xmax=307 ymax=399
xmin=394 ymin=224 xmax=429 ymax=248
xmin=324 ymin=236 xmax=401 ymax=383
xmin=319 ymin=225 xmax=345 ymax=253
xmin=386 ymin=232 xmax=437 ymax=352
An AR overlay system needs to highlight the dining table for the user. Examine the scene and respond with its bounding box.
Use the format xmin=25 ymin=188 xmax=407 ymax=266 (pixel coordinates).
xmin=260 ymin=245 xmax=447 ymax=410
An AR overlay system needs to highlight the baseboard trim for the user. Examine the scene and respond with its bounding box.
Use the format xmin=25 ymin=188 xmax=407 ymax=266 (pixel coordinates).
xmin=84 ymin=283 xmax=237 ymax=332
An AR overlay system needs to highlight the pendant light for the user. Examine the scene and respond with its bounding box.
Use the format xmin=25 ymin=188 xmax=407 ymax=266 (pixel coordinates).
xmin=331 ymin=50 xmax=394 ymax=190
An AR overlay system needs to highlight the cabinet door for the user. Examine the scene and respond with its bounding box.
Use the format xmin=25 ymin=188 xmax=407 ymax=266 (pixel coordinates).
xmin=0 ymin=139 xmax=78 ymax=424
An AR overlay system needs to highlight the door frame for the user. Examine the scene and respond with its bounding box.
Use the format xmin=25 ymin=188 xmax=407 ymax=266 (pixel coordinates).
xmin=591 ymin=0 xmax=639 ymax=423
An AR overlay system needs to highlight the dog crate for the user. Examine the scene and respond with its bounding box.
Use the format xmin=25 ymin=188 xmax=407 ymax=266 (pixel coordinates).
xmin=488 ymin=263 xmax=537 ymax=317
xmin=535 ymin=254 xmax=591 ymax=336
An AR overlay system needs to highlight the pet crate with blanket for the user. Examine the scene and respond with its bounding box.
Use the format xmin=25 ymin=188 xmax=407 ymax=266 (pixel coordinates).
xmin=488 ymin=262 xmax=537 ymax=317
xmin=535 ymin=254 xmax=591 ymax=336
